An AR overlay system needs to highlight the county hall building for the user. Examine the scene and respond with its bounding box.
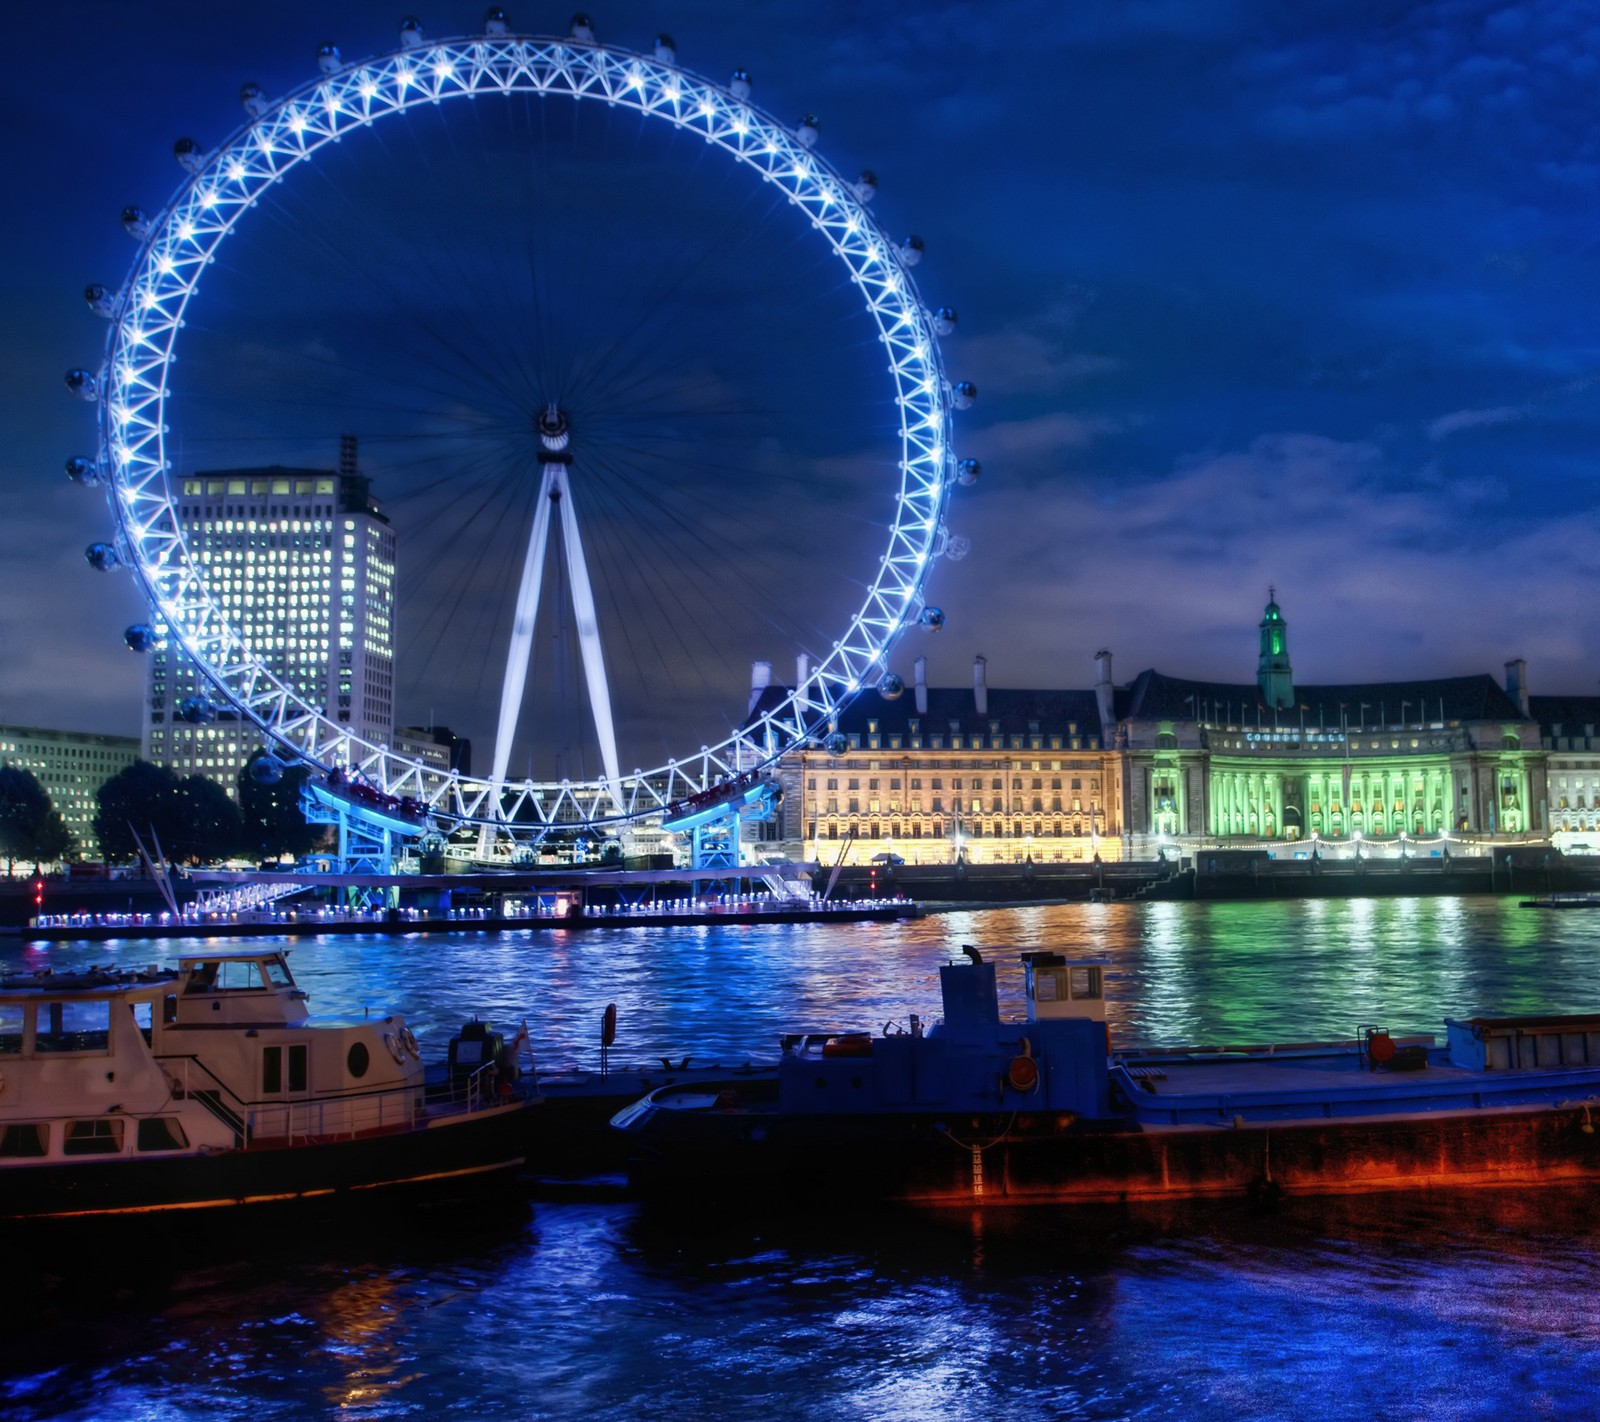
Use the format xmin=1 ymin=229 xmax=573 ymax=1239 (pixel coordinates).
xmin=761 ymin=595 xmax=1549 ymax=866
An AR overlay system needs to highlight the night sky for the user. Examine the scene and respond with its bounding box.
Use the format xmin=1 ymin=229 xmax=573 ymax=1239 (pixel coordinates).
xmin=7 ymin=1 xmax=1598 ymax=757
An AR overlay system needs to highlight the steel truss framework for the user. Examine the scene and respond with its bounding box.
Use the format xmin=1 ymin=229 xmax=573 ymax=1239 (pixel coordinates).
xmin=91 ymin=29 xmax=963 ymax=838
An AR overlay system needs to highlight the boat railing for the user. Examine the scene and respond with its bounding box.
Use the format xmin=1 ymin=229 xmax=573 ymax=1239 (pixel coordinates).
xmin=162 ymin=1054 xmax=428 ymax=1145
xmin=423 ymin=1062 xmax=503 ymax=1114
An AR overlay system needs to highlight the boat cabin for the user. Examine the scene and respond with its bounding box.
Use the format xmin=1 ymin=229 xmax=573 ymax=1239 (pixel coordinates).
xmin=172 ymin=949 xmax=309 ymax=1027
xmin=1021 ymin=953 xmax=1107 ymax=1025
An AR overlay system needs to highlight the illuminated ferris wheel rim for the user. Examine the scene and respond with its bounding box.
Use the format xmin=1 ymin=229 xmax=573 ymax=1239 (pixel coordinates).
xmin=93 ymin=27 xmax=966 ymax=831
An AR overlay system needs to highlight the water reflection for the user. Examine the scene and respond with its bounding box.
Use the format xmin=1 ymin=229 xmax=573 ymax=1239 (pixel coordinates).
xmin=11 ymin=899 xmax=1600 ymax=1419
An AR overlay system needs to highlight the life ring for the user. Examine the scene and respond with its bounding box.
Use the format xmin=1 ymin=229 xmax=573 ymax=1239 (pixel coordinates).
xmin=398 ymin=1027 xmax=420 ymax=1060
xmin=821 ymin=1033 xmax=874 ymax=1058
xmin=384 ymin=1031 xmax=406 ymax=1065
xmin=1006 ymin=1055 xmax=1040 ymax=1093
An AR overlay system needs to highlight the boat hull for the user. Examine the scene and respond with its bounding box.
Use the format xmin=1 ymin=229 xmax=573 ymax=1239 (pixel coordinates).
xmin=623 ymin=1101 xmax=1600 ymax=1209
xmin=0 ymin=1101 xmax=536 ymax=1223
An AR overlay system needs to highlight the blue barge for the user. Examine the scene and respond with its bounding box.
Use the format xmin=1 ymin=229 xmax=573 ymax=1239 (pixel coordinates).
xmin=613 ymin=951 xmax=1600 ymax=1208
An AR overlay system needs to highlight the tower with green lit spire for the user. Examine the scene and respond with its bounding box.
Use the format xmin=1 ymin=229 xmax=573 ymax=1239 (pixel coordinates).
xmin=1257 ymin=588 xmax=1294 ymax=710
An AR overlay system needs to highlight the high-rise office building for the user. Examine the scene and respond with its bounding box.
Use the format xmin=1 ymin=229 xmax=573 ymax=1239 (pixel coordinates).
xmin=143 ymin=437 xmax=396 ymax=797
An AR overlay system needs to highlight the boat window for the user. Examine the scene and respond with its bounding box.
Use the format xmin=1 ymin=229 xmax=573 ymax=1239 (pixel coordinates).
xmin=263 ymin=957 xmax=294 ymax=987
xmin=218 ymin=959 xmax=266 ymax=992
xmin=185 ymin=961 xmax=220 ymax=993
xmin=0 ymin=1003 xmax=23 ymax=1054
xmin=0 ymin=1123 xmax=47 ymax=1158
xmin=1068 ymin=966 xmax=1103 ymax=1000
xmin=262 ymin=1043 xmax=309 ymax=1095
xmin=63 ymin=1119 xmax=125 ymax=1156
xmin=136 ymin=1117 xmax=189 ymax=1152
xmin=129 ymin=1001 xmax=154 ymax=1035
xmin=34 ymin=1000 xmax=111 ymax=1054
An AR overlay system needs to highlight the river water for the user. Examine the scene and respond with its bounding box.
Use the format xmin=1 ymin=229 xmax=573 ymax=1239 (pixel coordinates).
xmin=6 ymin=897 xmax=1600 ymax=1420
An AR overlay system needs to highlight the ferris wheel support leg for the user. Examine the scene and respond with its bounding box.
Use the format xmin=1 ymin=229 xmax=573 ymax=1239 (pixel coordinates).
xmin=482 ymin=467 xmax=560 ymax=857
xmin=553 ymin=468 xmax=625 ymax=815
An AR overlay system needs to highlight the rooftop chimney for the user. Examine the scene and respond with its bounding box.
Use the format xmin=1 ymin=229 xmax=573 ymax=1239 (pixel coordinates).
xmin=914 ymin=655 xmax=928 ymax=715
xmin=1094 ymin=648 xmax=1115 ymax=737
xmin=1505 ymin=657 xmax=1529 ymax=717
xmin=973 ymin=655 xmax=988 ymax=716
xmin=748 ymin=660 xmax=772 ymax=716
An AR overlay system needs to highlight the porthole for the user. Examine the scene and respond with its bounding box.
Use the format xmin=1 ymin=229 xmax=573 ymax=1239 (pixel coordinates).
xmin=347 ymin=1041 xmax=370 ymax=1078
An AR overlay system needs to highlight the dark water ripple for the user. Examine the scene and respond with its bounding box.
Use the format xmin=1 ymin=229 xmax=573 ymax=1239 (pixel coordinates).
xmin=8 ymin=898 xmax=1600 ymax=1419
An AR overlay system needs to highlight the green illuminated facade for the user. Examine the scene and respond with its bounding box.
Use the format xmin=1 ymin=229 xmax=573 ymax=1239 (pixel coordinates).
xmin=1108 ymin=596 xmax=1545 ymax=856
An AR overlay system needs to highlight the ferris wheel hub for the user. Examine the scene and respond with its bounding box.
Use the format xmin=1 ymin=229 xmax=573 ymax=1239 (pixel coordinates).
xmin=537 ymin=404 xmax=571 ymax=452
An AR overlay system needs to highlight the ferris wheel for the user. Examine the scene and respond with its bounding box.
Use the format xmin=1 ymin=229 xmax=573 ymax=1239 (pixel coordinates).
xmin=66 ymin=13 xmax=979 ymax=844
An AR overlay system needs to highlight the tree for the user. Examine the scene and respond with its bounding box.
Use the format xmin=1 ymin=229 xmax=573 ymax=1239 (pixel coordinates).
xmin=238 ymin=753 xmax=321 ymax=862
xmin=0 ymin=766 xmax=64 ymax=875
xmin=31 ymin=807 xmax=74 ymax=871
xmin=95 ymin=761 xmax=246 ymax=866
xmin=170 ymin=775 xmax=245 ymax=865
xmin=93 ymin=760 xmax=184 ymax=864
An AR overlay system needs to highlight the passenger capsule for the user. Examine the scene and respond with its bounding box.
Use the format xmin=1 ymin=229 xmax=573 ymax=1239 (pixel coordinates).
xmin=178 ymin=696 xmax=218 ymax=725
xmin=249 ymin=755 xmax=284 ymax=785
xmin=796 ymin=115 xmax=819 ymax=148
xmin=823 ymin=733 xmax=849 ymax=757
xmin=569 ymin=13 xmax=594 ymax=41
xmin=317 ymin=43 xmax=342 ymax=74
xmin=124 ymin=623 xmax=156 ymax=653
xmin=932 ymin=306 xmax=957 ymax=336
xmin=876 ymin=672 xmax=905 ymax=701
xmin=899 ymin=235 xmax=924 ymax=266
xmin=84 ymin=283 xmax=116 ymax=317
xmin=85 ymin=542 xmax=121 ymax=572
xmin=853 ymin=170 xmax=877 ymax=204
xmin=240 ymin=82 xmax=268 ymax=117
xmin=654 ymin=33 xmax=677 ymax=65
xmin=918 ymin=606 xmax=946 ymax=632
xmin=174 ymin=137 xmax=205 ymax=174
xmin=121 ymin=206 xmax=152 ymax=240
xmin=952 ymin=381 xmax=977 ymax=410
xmin=956 ymin=457 xmax=981 ymax=487
xmin=944 ymin=534 xmax=971 ymax=562
xmin=399 ymin=16 xmax=425 ymax=47
xmin=65 ymin=369 xmax=99 ymax=402
xmin=65 ymin=456 xmax=102 ymax=486
xmin=485 ymin=6 xmax=509 ymax=35
xmin=730 ymin=68 xmax=752 ymax=100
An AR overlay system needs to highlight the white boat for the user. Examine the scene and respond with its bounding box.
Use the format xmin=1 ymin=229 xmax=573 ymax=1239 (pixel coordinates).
xmin=0 ymin=948 xmax=537 ymax=1222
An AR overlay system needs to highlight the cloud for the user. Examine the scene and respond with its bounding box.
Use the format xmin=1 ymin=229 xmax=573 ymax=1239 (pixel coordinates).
xmin=916 ymin=428 xmax=1600 ymax=696
xmin=961 ymin=326 xmax=1122 ymax=398
xmin=967 ymin=411 xmax=1118 ymax=466
xmin=1426 ymin=405 xmax=1527 ymax=440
